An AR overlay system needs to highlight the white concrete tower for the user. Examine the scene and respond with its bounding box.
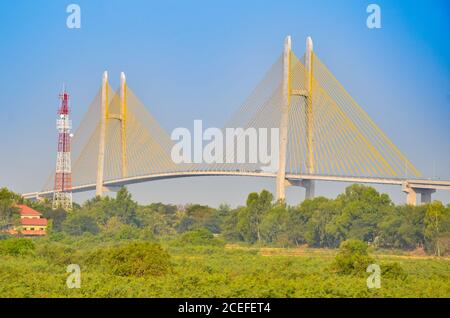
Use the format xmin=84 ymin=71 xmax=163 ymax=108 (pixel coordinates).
xmin=304 ymin=36 xmax=315 ymax=199
xmin=120 ymin=72 xmax=127 ymax=178
xmin=96 ymin=71 xmax=108 ymax=197
xmin=276 ymin=35 xmax=291 ymax=201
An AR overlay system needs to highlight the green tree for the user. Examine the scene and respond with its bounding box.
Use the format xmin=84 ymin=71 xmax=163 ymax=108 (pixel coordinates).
xmin=0 ymin=187 xmax=22 ymax=202
xmin=285 ymin=205 xmax=310 ymax=246
xmin=139 ymin=202 xmax=179 ymax=230
xmin=302 ymin=197 xmax=340 ymax=247
xmin=109 ymin=187 xmax=139 ymax=226
xmin=424 ymin=201 xmax=450 ymax=256
xmin=137 ymin=205 xmax=176 ymax=236
xmin=0 ymin=188 xmax=21 ymax=230
xmin=379 ymin=205 xmax=426 ymax=249
xmin=332 ymin=185 xmax=393 ymax=244
xmin=179 ymin=204 xmax=221 ymax=233
xmin=42 ymin=208 xmax=67 ymax=232
xmin=338 ymin=184 xmax=392 ymax=206
xmin=62 ymin=212 xmax=99 ymax=236
xmin=101 ymin=216 xmax=139 ymax=240
xmin=222 ymin=207 xmax=242 ymax=241
xmin=260 ymin=203 xmax=290 ymax=245
xmin=237 ymin=190 xmax=273 ymax=243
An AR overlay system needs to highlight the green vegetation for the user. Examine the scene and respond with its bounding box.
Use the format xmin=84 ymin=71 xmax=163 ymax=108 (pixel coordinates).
xmin=174 ymin=229 xmax=224 ymax=247
xmin=84 ymin=241 xmax=172 ymax=277
xmin=0 ymin=185 xmax=449 ymax=297
xmin=0 ymin=188 xmax=21 ymax=231
xmin=333 ymin=239 xmax=374 ymax=274
xmin=0 ymin=238 xmax=448 ymax=297
xmin=0 ymin=237 xmax=35 ymax=256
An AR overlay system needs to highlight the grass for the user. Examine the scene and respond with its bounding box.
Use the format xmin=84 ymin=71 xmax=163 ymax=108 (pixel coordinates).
xmin=0 ymin=240 xmax=449 ymax=298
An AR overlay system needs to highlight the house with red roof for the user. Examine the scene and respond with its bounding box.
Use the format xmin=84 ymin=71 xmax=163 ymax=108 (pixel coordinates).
xmin=6 ymin=205 xmax=48 ymax=236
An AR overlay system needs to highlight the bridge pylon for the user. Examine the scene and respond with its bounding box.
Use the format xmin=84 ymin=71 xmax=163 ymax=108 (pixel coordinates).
xmin=304 ymin=36 xmax=315 ymax=199
xmin=95 ymin=71 xmax=128 ymax=197
xmin=276 ymin=35 xmax=291 ymax=201
xmin=120 ymin=72 xmax=127 ymax=178
xmin=276 ymin=36 xmax=315 ymax=201
xmin=96 ymin=71 xmax=108 ymax=197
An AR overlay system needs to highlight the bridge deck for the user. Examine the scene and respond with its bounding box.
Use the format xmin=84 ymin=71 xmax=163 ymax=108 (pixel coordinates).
xmin=22 ymin=171 xmax=450 ymax=199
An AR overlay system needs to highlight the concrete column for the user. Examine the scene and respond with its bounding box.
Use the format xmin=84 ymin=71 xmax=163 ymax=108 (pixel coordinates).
xmin=402 ymin=183 xmax=417 ymax=205
xmin=406 ymin=188 xmax=417 ymax=206
xmin=305 ymin=36 xmax=314 ymax=175
xmin=96 ymin=71 xmax=108 ymax=197
xmin=305 ymin=36 xmax=315 ymax=199
xmin=120 ymin=72 xmax=127 ymax=178
xmin=285 ymin=179 xmax=315 ymax=201
xmin=420 ymin=189 xmax=435 ymax=204
xmin=402 ymin=183 xmax=436 ymax=206
xmin=304 ymin=179 xmax=315 ymax=199
xmin=276 ymin=35 xmax=291 ymax=201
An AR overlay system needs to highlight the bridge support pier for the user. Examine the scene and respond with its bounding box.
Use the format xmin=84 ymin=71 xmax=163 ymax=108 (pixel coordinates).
xmin=286 ymin=179 xmax=315 ymax=200
xmin=304 ymin=180 xmax=315 ymax=199
xmin=402 ymin=183 xmax=436 ymax=206
xmin=420 ymin=189 xmax=435 ymax=204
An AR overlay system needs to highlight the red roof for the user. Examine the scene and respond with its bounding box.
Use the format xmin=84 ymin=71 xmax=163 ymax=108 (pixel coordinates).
xmin=16 ymin=205 xmax=42 ymax=216
xmin=21 ymin=218 xmax=48 ymax=226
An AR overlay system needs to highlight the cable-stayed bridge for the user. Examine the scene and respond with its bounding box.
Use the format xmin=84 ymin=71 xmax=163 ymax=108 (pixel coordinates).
xmin=23 ymin=36 xmax=450 ymax=206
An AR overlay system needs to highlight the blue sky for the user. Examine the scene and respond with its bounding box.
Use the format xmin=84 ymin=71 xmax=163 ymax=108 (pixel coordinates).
xmin=0 ymin=0 xmax=449 ymax=206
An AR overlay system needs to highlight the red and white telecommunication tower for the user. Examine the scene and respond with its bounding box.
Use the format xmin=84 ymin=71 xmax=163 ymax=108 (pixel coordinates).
xmin=52 ymin=89 xmax=73 ymax=210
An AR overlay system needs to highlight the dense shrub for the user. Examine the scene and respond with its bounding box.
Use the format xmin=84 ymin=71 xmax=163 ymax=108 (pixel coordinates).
xmin=0 ymin=233 xmax=12 ymax=240
xmin=101 ymin=217 xmax=140 ymax=240
xmin=87 ymin=241 xmax=172 ymax=277
xmin=35 ymin=242 xmax=77 ymax=265
xmin=381 ymin=262 xmax=408 ymax=280
xmin=0 ymin=238 xmax=35 ymax=256
xmin=175 ymin=229 xmax=224 ymax=247
xmin=333 ymin=239 xmax=374 ymax=274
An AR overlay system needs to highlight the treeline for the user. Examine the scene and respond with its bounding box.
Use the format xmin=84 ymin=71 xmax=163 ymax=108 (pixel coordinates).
xmin=1 ymin=185 xmax=450 ymax=255
xmin=221 ymin=186 xmax=450 ymax=255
